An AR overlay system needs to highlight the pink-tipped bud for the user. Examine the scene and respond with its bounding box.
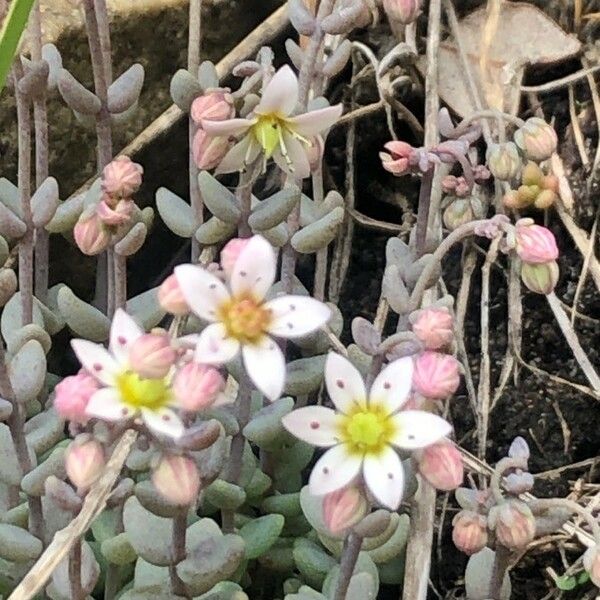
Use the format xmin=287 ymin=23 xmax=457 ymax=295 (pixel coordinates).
xmin=159 ymin=274 xmax=190 ymax=316
xmin=191 ymin=90 xmax=235 ymax=125
xmin=192 ymin=129 xmax=231 ymax=170
xmin=382 ymin=0 xmax=421 ymax=24
xmin=173 ymin=362 xmax=224 ymax=411
xmin=380 ymin=141 xmax=415 ymax=176
xmin=521 ymin=261 xmax=559 ymax=295
xmin=486 ymin=142 xmax=522 ymax=182
xmin=96 ymin=198 xmax=134 ymax=227
xmin=452 ymin=510 xmax=488 ymax=555
xmin=152 ymin=454 xmax=200 ymax=506
xmin=54 ymin=372 xmax=99 ymax=424
xmin=129 ymin=333 xmax=176 ymax=379
xmin=65 ymin=437 xmax=105 ymax=491
xmin=101 ymin=156 xmax=143 ymax=198
xmin=584 ymin=545 xmax=600 ymax=587
xmin=410 ymin=307 xmax=454 ymax=350
xmin=412 ymin=351 xmax=460 ymax=399
xmin=514 ymin=117 xmax=558 ymax=162
xmin=220 ymin=238 xmax=251 ymax=278
xmin=515 ymin=222 xmax=559 ymax=264
xmin=323 ymin=487 xmax=368 ymax=536
xmin=74 ymin=209 xmax=110 ymax=256
xmin=417 ymin=440 xmax=464 ymax=491
xmin=488 ymin=500 xmax=536 ymax=550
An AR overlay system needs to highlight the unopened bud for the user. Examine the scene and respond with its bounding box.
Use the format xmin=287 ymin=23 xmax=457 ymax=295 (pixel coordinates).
xmin=96 ymin=198 xmax=134 ymax=227
xmin=191 ymin=90 xmax=235 ymax=125
xmin=54 ymin=372 xmax=99 ymax=424
xmin=417 ymin=440 xmax=464 ymax=491
xmin=323 ymin=487 xmax=368 ymax=536
xmin=192 ymin=129 xmax=231 ymax=170
xmin=102 ymin=155 xmax=143 ymax=198
xmin=410 ymin=307 xmax=454 ymax=350
xmin=486 ymin=142 xmax=521 ymax=181
xmin=173 ymin=362 xmax=224 ymax=411
xmin=152 ymin=454 xmax=200 ymax=506
xmin=443 ymin=197 xmax=484 ymax=231
xmin=584 ymin=545 xmax=600 ymax=587
xmin=522 ymin=161 xmax=543 ymax=186
xmin=452 ymin=510 xmax=488 ymax=555
xmin=220 ymin=238 xmax=251 ymax=277
xmin=65 ymin=436 xmax=105 ymax=492
xmin=74 ymin=209 xmax=110 ymax=256
xmin=413 ymin=351 xmax=461 ymax=399
xmin=514 ymin=118 xmax=558 ymax=162
xmin=515 ymin=222 xmax=558 ymax=264
xmin=521 ymin=261 xmax=559 ymax=295
xmin=129 ymin=333 xmax=176 ymax=379
xmin=382 ymin=0 xmax=422 ymax=24
xmin=489 ymin=500 xmax=535 ymax=550
xmin=159 ymin=274 xmax=190 ymax=316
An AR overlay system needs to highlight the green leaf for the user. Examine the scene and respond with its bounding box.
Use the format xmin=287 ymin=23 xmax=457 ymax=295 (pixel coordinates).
xmin=555 ymin=575 xmax=577 ymax=591
xmin=0 ymin=0 xmax=37 ymax=94
xmin=577 ymin=571 xmax=590 ymax=585
xmin=239 ymin=514 xmax=284 ymax=560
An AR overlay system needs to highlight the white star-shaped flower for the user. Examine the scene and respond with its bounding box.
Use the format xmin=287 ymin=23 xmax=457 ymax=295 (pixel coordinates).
xmin=175 ymin=235 xmax=331 ymax=401
xmin=71 ymin=310 xmax=184 ymax=439
xmin=282 ymin=353 xmax=452 ymax=509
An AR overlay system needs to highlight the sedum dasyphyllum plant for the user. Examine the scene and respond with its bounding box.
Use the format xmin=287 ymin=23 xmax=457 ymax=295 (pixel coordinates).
xmin=0 ymin=0 xmax=599 ymax=599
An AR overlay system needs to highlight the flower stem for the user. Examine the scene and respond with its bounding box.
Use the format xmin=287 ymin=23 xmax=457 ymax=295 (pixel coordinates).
xmin=415 ymin=168 xmax=434 ymax=258
xmin=169 ymin=511 xmax=190 ymax=598
xmin=332 ymin=531 xmax=363 ymax=600
xmin=489 ymin=544 xmax=511 ymax=600
xmin=69 ymin=537 xmax=83 ymax=600
xmin=113 ymin=253 xmax=127 ymax=311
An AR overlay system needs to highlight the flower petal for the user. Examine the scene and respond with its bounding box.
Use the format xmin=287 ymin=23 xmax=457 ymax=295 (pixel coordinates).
xmin=174 ymin=264 xmax=230 ymax=322
xmin=391 ymin=410 xmax=452 ymax=450
xmin=71 ymin=340 xmax=119 ymax=386
xmin=265 ymin=295 xmax=331 ymax=339
xmin=230 ymin=235 xmax=276 ymax=300
xmin=215 ymin=136 xmax=261 ymax=175
xmin=194 ymin=323 xmax=240 ymax=364
xmin=256 ymin=65 xmax=298 ymax=117
xmin=242 ymin=336 xmax=285 ymax=402
xmin=369 ymin=357 xmax=414 ymax=414
xmin=309 ymin=444 xmax=362 ymax=496
xmin=363 ymin=446 xmax=404 ymax=510
xmin=282 ymin=406 xmax=340 ymax=447
xmin=324 ymin=353 xmax=367 ymax=414
xmin=141 ymin=407 xmax=185 ymax=439
xmin=109 ymin=309 xmax=144 ymax=363
xmin=272 ymin=131 xmax=310 ymax=179
xmin=201 ymin=117 xmax=253 ymax=138
xmin=86 ymin=388 xmax=134 ymax=421
xmin=289 ymin=104 xmax=344 ymax=137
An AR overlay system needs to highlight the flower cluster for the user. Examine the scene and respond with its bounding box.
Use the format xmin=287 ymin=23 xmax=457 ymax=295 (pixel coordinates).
xmin=503 ymin=161 xmax=559 ymax=210
xmin=74 ymin=156 xmax=144 ymax=255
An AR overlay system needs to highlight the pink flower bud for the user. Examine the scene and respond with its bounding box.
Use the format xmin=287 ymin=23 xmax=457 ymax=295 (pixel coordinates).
xmin=191 ymin=90 xmax=235 ymax=125
xmin=96 ymin=198 xmax=134 ymax=227
xmin=489 ymin=500 xmax=535 ymax=550
xmin=65 ymin=437 xmax=105 ymax=491
xmin=413 ymin=351 xmax=460 ymax=399
xmin=152 ymin=454 xmax=200 ymax=506
xmin=515 ymin=222 xmax=559 ymax=264
xmin=159 ymin=274 xmax=190 ymax=316
xmin=54 ymin=372 xmax=99 ymax=424
xmin=584 ymin=545 xmax=600 ymax=587
xmin=101 ymin=156 xmax=143 ymax=198
xmin=323 ymin=487 xmax=368 ymax=536
xmin=410 ymin=307 xmax=454 ymax=350
xmin=521 ymin=261 xmax=559 ymax=295
xmin=452 ymin=510 xmax=488 ymax=555
xmin=514 ymin=117 xmax=558 ymax=162
xmin=382 ymin=0 xmax=421 ymax=24
xmin=417 ymin=440 xmax=463 ymax=491
xmin=74 ymin=209 xmax=110 ymax=256
xmin=220 ymin=238 xmax=251 ymax=277
xmin=173 ymin=362 xmax=224 ymax=411
xmin=129 ymin=333 xmax=177 ymax=379
xmin=192 ymin=129 xmax=231 ymax=170
xmin=380 ymin=141 xmax=414 ymax=176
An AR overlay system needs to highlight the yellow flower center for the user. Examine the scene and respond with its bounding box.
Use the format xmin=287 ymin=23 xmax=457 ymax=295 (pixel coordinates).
xmin=116 ymin=371 xmax=171 ymax=411
xmin=218 ymin=295 xmax=272 ymax=345
xmin=338 ymin=403 xmax=396 ymax=456
xmin=251 ymin=114 xmax=311 ymax=163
